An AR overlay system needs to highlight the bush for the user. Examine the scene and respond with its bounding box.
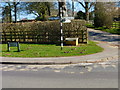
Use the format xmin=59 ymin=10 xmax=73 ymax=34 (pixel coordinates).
xmin=35 ymin=15 xmax=49 ymax=21
xmin=94 ymin=2 xmax=114 ymax=28
xmin=1 ymin=20 xmax=88 ymax=44
xmin=75 ymin=11 xmax=85 ymax=20
xmin=86 ymin=23 xmax=94 ymax=28
xmin=103 ymin=28 xmax=120 ymax=35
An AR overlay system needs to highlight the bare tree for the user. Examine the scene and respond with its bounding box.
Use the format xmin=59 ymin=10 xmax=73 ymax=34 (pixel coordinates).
xmin=78 ymin=0 xmax=95 ymax=21
xmin=13 ymin=2 xmax=20 ymax=23
xmin=2 ymin=3 xmax=12 ymax=23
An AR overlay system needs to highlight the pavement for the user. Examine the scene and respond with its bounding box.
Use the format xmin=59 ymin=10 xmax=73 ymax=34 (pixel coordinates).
xmin=0 ymin=28 xmax=119 ymax=65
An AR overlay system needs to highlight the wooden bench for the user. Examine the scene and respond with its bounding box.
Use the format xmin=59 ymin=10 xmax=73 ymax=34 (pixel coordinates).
xmin=65 ymin=38 xmax=78 ymax=46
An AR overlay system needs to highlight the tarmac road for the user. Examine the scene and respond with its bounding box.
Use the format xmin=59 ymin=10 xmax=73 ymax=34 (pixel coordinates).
xmin=2 ymin=59 xmax=118 ymax=88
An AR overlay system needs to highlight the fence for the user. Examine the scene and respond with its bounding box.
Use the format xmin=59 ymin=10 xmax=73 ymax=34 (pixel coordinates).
xmin=0 ymin=20 xmax=88 ymax=44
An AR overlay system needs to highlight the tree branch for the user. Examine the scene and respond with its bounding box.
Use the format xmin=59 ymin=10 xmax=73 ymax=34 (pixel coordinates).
xmin=78 ymin=2 xmax=85 ymax=8
xmin=89 ymin=2 xmax=95 ymax=10
xmin=31 ymin=11 xmax=39 ymax=17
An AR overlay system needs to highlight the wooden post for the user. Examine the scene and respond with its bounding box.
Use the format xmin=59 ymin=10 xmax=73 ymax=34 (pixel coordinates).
xmin=86 ymin=28 xmax=88 ymax=44
xmin=17 ymin=42 xmax=20 ymax=52
xmin=10 ymin=32 xmax=12 ymax=42
xmin=7 ymin=42 xmax=10 ymax=52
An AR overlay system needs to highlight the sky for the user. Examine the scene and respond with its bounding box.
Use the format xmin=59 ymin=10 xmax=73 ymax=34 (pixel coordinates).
xmin=19 ymin=1 xmax=85 ymax=20
xmin=0 ymin=0 xmax=90 ymax=21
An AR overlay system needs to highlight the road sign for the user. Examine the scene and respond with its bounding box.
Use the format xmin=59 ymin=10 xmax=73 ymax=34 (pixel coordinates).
xmin=61 ymin=18 xmax=71 ymax=23
xmin=62 ymin=17 xmax=74 ymax=20
xmin=7 ymin=42 xmax=20 ymax=52
xmin=61 ymin=17 xmax=74 ymax=23
xmin=9 ymin=42 xmax=18 ymax=47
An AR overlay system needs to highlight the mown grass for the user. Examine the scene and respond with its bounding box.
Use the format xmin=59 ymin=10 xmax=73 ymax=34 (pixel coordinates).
xmin=0 ymin=41 xmax=103 ymax=57
xmin=86 ymin=22 xmax=120 ymax=35
xmin=102 ymin=28 xmax=120 ymax=35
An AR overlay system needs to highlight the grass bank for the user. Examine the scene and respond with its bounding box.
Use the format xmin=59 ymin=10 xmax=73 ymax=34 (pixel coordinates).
xmin=0 ymin=41 xmax=103 ymax=57
xmin=86 ymin=23 xmax=120 ymax=35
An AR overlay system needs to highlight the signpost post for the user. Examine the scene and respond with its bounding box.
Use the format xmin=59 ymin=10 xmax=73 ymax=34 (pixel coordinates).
xmin=60 ymin=8 xmax=74 ymax=50
xmin=60 ymin=7 xmax=63 ymax=50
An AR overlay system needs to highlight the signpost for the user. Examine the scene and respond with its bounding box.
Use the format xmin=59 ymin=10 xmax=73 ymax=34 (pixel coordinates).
xmin=60 ymin=7 xmax=74 ymax=50
xmin=7 ymin=42 xmax=20 ymax=52
xmin=60 ymin=7 xmax=64 ymax=50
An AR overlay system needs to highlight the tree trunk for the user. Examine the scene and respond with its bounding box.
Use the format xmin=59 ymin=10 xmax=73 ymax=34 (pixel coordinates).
xmin=15 ymin=4 xmax=17 ymax=23
xmin=72 ymin=0 xmax=74 ymax=16
xmin=85 ymin=9 xmax=89 ymax=21
xmin=47 ymin=3 xmax=51 ymax=16
xmin=13 ymin=2 xmax=20 ymax=23
xmin=58 ymin=0 xmax=68 ymax=17
xmin=7 ymin=3 xmax=12 ymax=23
xmin=13 ymin=2 xmax=17 ymax=23
xmin=45 ymin=2 xmax=51 ymax=16
xmin=85 ymin=2 xmax=89 ymax=21
xmin=79 ymin=1 xmax=93 ymax=21
xmin=9 ymin=7 xmax=12 ymax=23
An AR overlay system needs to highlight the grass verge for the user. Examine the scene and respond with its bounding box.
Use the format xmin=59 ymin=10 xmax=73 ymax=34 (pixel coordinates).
xmin=0 ymin=41 xmax=103 ymax=57
xmin=86 ymin=23 xmax=120 ymax=35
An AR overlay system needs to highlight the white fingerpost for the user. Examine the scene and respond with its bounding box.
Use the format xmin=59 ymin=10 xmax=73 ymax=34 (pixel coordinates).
xmin=60 ymin=7 xmax=63 ymax=50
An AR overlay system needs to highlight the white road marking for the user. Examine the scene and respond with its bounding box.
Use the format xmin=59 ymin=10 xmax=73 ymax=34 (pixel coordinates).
xmin=112 ymin=65 xmax=116 ymax=68
xmin=80 ymin=72 xmax=84 ymax=74
xmin=93 ymin=65 xmax=98 ymax=68
xmin=54 ymin=70 xmax=60 ymax=72
xmin=87 ymin=67 xmax=93 ymax=72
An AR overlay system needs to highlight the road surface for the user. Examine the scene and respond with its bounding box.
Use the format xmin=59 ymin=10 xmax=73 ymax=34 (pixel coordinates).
xmin=1 ymin=59 xmax=118 ymax=88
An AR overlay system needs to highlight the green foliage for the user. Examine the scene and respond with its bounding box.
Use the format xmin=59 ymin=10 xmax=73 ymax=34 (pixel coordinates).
xmin=86 ymin=23 xmax=95 ymax=28
xmin=0 ymin=41 xmax=103 ymax=57
xmin=75 ymin=11 xmax=94 ymax=20
xmin=2 ymin=5 xmax=12 ymax=23
xmin=1 ymin=20 xmax=87 ymax=43
xmin=102 ymin=28 xmax=120 ymax=35
xmin=25 ymin=2 xmax=52 ymax=21
xmin=1 ymin=2 xmax=22 ymax=23
xmin=35 ymin=15 xmax=49 ymax=21
xmin=78 ymin=2 xmax=95 ymax=21
xmin=94 ymin=2 xmax=114 ymax=28
xmin=89 ymin=11 xmax=94 ymax=20
xmin=87 ymin=21 xmax=120 ymax=35
xmin=75 ymin=11 xmax=85 ymax=19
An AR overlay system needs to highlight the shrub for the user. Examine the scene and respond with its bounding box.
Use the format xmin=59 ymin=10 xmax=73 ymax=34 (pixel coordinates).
xmin=94 ymin=2 xmax=114 ymax=28
xmin=1 ymin=20 xmax=88 ymax=44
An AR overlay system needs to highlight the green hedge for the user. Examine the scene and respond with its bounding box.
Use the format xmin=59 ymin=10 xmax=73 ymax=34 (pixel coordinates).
xmin=1 ymin=20 xmax=87 ymax=44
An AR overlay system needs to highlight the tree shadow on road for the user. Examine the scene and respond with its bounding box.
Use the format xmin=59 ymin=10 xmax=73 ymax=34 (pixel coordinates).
xmin=88 ymin=30 xmax=120 ymax=42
